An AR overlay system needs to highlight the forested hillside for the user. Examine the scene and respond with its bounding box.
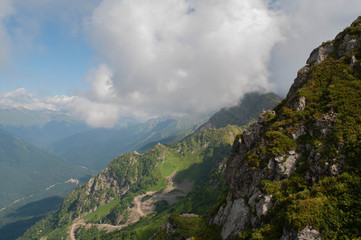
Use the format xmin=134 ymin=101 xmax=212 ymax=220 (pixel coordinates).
xmin=0 ymin=129 xmax=90 ymax=209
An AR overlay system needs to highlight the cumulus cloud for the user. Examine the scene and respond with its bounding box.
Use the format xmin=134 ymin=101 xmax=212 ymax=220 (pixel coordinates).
xmin=0 ymin=88 xmax=74 ymax=111
xmin=0 ymin=87 xmax=121 ymax=128
xmin=60 ymin=65 xmax=127 ymax=127
xmin=83 ymin=0 xmax=285 ymax=122
xmin=67 ymin=97 xmax=121 ymax=128
xmin=85 ymin=64 xmax=116 ymax=101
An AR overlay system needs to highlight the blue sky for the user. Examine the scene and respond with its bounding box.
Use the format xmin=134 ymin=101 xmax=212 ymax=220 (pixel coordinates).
xmin=0 ymin=0 xmax=98 ymax=96
xmin=0 ymin=0 xmax=361 ymax=127
xmin=1 ymin=24 xmax=95 ymax=96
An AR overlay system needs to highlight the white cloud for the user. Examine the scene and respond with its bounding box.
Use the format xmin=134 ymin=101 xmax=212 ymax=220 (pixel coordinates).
xmin=0 ymin=88 xmax=78 ymax=112
xmin=84 ymin=0 xmax=285 ymax=120
xmin=44 ymin=95 xmax=75 ymax=105
xmin=267 ymin=0 xmax=361 ymax=96
xmin=0 ymin=88 xmax=123 ymax=128
xmin=85 ymin=64 xmax=116 ymax=101
xmin=67 ymin=97 xmax=121 ymax=128
xmin=0 ymin=88 xmax=56 ymax=111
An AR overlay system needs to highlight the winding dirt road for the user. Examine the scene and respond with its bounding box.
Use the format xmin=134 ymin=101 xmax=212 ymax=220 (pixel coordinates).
xmin=68 ymin=170 xmax=193 ymax=240
xmin=69 ymin=220 xmax=85 ymax=240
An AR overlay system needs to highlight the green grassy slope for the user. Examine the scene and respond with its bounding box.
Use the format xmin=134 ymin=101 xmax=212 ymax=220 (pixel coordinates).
xmin=76 ymin=164 xmax=228 ymax=240
xmin=19 ymin=125 xmax=243 ymax=240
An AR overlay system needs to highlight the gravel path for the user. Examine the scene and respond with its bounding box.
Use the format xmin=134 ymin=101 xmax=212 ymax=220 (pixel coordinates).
xmin=68 ymin=170 xmax=194 ymax=239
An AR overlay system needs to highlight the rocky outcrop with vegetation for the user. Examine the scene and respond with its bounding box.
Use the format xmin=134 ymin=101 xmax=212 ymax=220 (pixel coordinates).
xmin=211 ymin=16 xmax=361 ymax=239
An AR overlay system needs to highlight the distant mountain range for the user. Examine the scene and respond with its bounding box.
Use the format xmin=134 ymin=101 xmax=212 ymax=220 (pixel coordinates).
xmin=0 ymin=128 xmax=95 ymax=240
xmin=194 ymin=92 xmax=282 ymax=133
xmin=0 ymin=93 xmax=282 ymax=172
xmin=0 ymin=108 xmax=91 ymax=147
xmin=18 ymin=91 xmax=281 ymax=240
xmin=0 ymin=128 xmax=93 ymax=209
xmin=49 ymin=117 xmax=203 ymax=171
xmin=0 ymin=107 xmax=206 ymax=171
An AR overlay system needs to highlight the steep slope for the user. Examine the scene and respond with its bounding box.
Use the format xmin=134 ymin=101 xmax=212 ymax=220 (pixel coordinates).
xmin=0 ymin=129 xmax=91 ymax=209
xmin=207 ymin=17 xmax=361 ymax=239
xmin=195 ymin=92 xmax=281 ymax=133
xmin=19 ymin=125 xmax=243 ymax=240
xmin=50 ymin=117 xmax=202 ymax=170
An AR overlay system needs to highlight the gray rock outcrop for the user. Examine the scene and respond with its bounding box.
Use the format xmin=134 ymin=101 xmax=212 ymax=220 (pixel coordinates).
xmin=211 ymin=16 xmax=361 ymax=240
xmin=281 ymin=226 xmax=322 ymax=240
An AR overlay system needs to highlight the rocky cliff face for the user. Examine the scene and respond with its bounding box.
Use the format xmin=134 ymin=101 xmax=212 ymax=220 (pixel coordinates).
xmin=212 ymin=17 xmax=361 ymax=239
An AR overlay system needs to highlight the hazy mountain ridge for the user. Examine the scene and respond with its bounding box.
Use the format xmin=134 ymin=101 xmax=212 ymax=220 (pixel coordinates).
xmin=139 ymin=92 xmax=281 ymax=152
xmin=0 ymin=108 xmax=91 ymax=147
xmin=0 ymin=108 xmax=60 ymax=127
xmin=0 ymin=128 xmax=92 ymax=209
xmin=50 ymin=117 xmax=203 ymax=171
xmin=194 ymin=92 xmax=282 ymax=133
xmin=0 ymin=128 xmax=94 ymax=239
